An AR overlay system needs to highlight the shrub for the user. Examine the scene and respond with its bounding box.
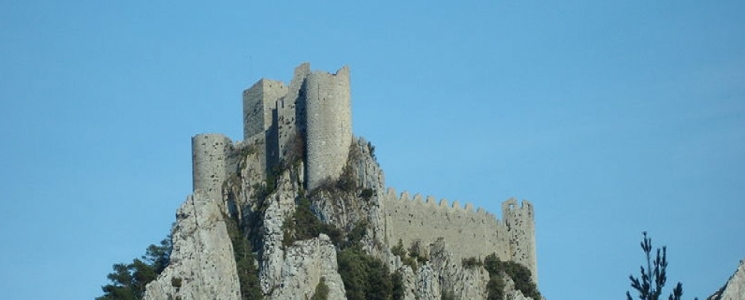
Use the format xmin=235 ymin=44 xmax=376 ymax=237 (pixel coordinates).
xmin=391 ymin=271 xmax=405 ymax=300
xmin=483 ymin=253 xmax=540 ymax=300
xmin=310 ymin=277 xmax=329 ymax=300
xmin=224 ymin=213 xmax=263 ymax=300
xmin=462 ymin=257 xmax=482 ymax=269
xmin=360 ymin=188 xmax=374 ymax=200
xmin=337 ymin=247 xmax=392 ymax=300
xmin=282 ymin=196 xmax=344 ymax=247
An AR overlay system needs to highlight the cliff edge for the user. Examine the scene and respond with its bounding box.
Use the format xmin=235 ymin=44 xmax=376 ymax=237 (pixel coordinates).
xmin=709 ymin=260 xmax=745 ymax=300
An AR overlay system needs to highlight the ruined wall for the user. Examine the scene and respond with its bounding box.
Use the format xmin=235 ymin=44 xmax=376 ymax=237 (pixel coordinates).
xmin=503 ymin=199 xmax=538 ymax=284
xmin=382 ymin=188 xmax=511 ymax=263
xmin=304 ymin=66 xmax=352 ymax=190
xmin=192 ymin=134 xmax=234 ymax=202
xmin=276 ymin=64 xmax=311 ymax=164
xmin=243 ymin=79 xmax=287 ymax=140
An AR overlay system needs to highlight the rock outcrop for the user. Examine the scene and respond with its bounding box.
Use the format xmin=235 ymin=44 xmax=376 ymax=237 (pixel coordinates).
xmin=267 ymin=234 xmax=346 ymax=300
xmin=143 ymin=64 xmax=541 ymax=300
xmin=709 ymin=259 xmax=745 ymax=300
xmin=144 ymin=190 xmax=241 ymax=300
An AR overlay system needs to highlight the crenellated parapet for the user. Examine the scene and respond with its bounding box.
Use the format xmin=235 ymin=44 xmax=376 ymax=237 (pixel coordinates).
xmin=380 ymin=187 xmax=537 ymax=283
xmin=382 ymin=187 xmax=515 ymax=264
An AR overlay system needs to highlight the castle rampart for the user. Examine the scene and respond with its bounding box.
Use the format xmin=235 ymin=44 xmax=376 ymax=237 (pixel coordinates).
xmin=192 ymin=134 xmax=234 ymax=202
xmin=382 ymin=188 xmax=513 ymax=263
xmin=305 ymin=66 xmax=352 ymax=190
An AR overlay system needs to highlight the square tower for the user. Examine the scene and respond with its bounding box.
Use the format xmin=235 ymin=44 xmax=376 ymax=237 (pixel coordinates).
xmin=243 ymin=79 xmax=288 ymax=140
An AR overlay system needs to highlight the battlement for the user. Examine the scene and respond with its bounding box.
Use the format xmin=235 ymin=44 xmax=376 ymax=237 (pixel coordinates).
xmin=384 ymin=187 xmax=495 ymax=218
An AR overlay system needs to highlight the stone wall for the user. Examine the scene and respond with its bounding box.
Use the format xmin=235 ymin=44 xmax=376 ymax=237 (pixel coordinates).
xmin=304 ymin=66 xmax=352 ymax=190
xmin=382 ymin=189 xmax=537 ymax=283
xmin=243 ymin=79 xmax=287 ymax=140
xmin=276 ymin=63 xmax=310 ymax=162
xmin=382 ymin=188 xmax=512 ymax=263
xmin=192 ymin=134 xmax=233 ymax=202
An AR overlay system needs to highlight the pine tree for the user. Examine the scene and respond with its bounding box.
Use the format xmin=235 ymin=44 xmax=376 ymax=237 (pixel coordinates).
xmin=626 ymin=232 xmax=697 ymax=300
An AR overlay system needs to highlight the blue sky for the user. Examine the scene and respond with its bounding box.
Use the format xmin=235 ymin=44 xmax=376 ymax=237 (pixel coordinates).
xmin=1 ymin=1 xmax=743 ymax=299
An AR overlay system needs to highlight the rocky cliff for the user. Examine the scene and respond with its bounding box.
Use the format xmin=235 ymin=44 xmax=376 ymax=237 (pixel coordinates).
xmin=709 ymin=260 xmax=745 ymax=300
xmin=144 ymin=190 xmax=241 ymax=300
xmin=144 ymin=136 xmax=540 ymax=300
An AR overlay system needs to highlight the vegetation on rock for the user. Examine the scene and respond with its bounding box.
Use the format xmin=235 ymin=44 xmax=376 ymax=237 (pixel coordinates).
xmin=455 ymin=253 xmax=541 ymax=300
xmin=310 ymin=277 xmax=329 ymax=300
xmin=282 ymin=195 xmax=343 ymax=247
xmin=337 ymin=246 xmax=394 ymax=300
xmin=224 ymin=213 xmax=263 ymax=300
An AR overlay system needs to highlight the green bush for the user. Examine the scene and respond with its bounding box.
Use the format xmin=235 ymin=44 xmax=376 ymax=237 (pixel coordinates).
xmin=360 ymin=188 xmax=374 ymax=200
xmin=391 ymin=239 xmax=418 ymax=272
xmin=483 ymin=254 xmax=540 ymax=300
xmin=310 ymin=277 xmax=329 ymax=300
xmin=224 ymin=214 xmax=263 ymax=300
xmin=486 ymin=276 xmax=505 ymax=300
xmin=337 ymin=247 xmax=393 ymax=300
xmin=462 ymin=257 xmax=482 ymax=269
xmin=282 ymin=196 xmax=344 ymax=247
xmin=391 ymin=271 xmax=405 ymax=300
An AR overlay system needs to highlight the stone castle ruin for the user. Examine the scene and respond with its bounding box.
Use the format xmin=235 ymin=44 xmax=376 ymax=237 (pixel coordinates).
xmin=190 ymin=63 xmax=538 ymax=284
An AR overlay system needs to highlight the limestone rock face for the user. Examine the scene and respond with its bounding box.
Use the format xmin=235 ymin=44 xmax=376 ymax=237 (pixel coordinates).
xmin=257 ymin=170 xmax=298 ymax=294
xmin=428 ymin=239 xmax=490 ymax=300
xmin=709 ymin=259 xmax=745 ymax=300
xmin=267 ymin=234 xmax=346 ymax=300
xmin=144 ymin=190 xmax=240 ymax=300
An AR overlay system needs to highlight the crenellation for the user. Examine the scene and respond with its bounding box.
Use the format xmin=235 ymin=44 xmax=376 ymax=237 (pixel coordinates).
xmin=400 ymin=191 xmax=410 ymax=202
xmin=426 ymin=196 xmax=436 ymax=206
xmin=387 ymin=187 xmax=397 ymax=199
xmin=413 ymin=193 xmax=423 ymax=204
xmin=382 ymin=189 xmax=517 ymax=265
xmin=451 ymin=200 xmax=461 ymax=210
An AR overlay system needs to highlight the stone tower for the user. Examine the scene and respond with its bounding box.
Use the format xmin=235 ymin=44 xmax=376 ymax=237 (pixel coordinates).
xmin=304 ymin=66 xmax=352 ymax=190
xmin=242 ymin=79 xmax=287 ymax=140
xmin=239 ymin=63 xmax=352 ymax=191
xmin=191 ymin=133 xmax=232 ymax=202
xmin=503 ymin=198 xmax=538 ymax=284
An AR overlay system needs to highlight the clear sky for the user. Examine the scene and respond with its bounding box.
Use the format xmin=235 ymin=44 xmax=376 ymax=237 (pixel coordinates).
xmin=1 ymin=1 xmax=743 ymax=299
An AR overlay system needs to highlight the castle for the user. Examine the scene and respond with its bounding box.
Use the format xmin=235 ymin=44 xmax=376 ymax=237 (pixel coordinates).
xmin=190 ymin=63 xmax=538 ymax=284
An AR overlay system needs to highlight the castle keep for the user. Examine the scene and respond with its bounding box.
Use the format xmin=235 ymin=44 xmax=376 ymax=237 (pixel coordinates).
xmin=190 ymin=63 xmax=538 ymax=283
